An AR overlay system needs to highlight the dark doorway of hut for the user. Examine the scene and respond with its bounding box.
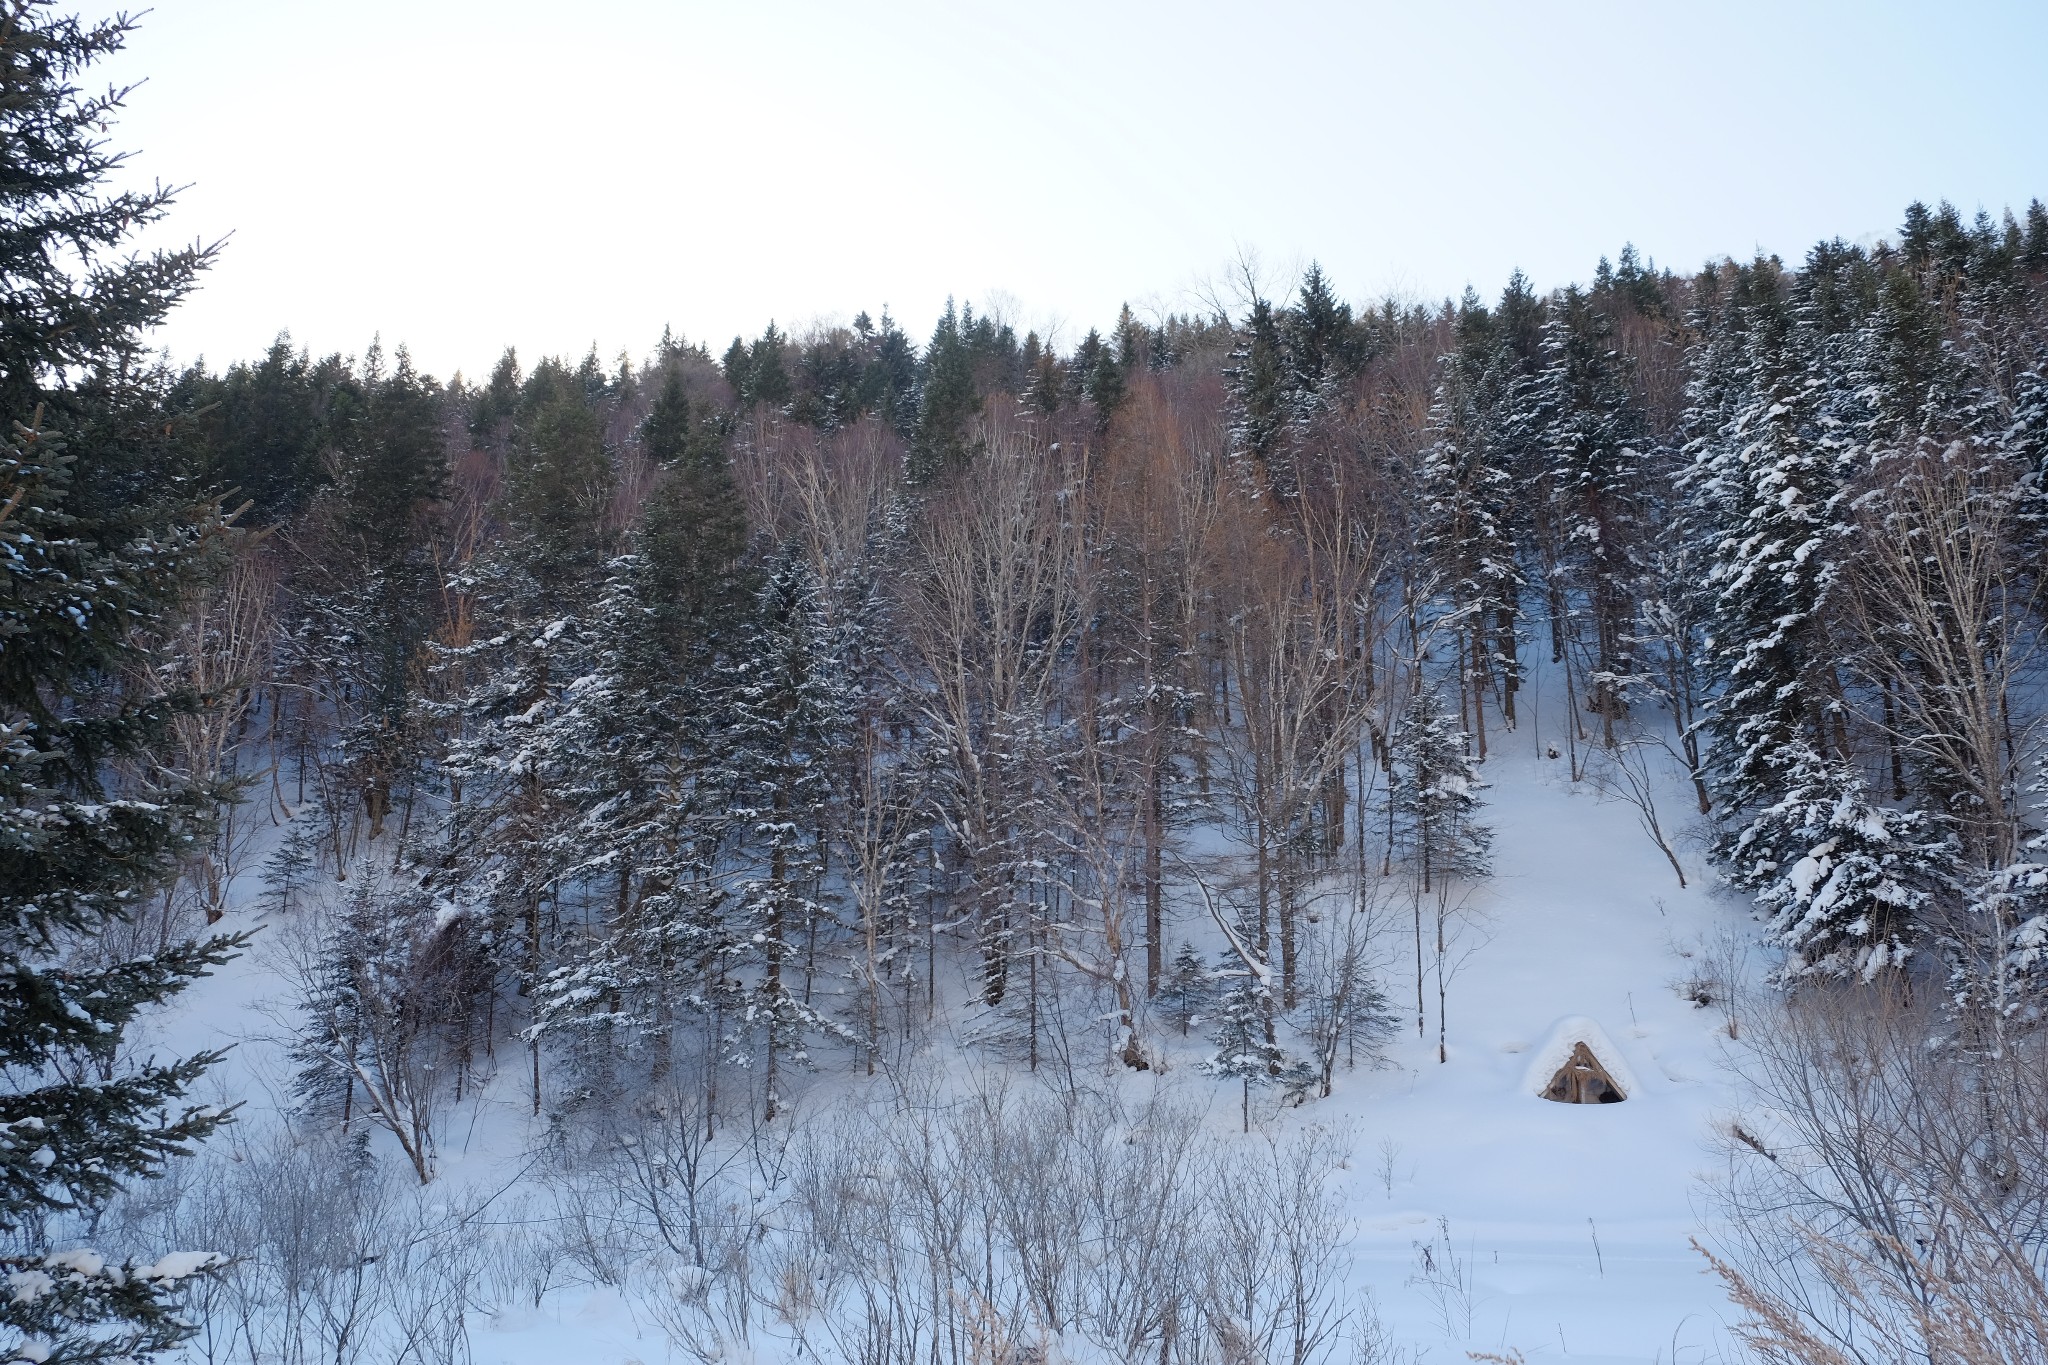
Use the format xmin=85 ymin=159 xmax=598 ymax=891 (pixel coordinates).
xmin=1542 ymin=1042 xmax=1626 ymax=1103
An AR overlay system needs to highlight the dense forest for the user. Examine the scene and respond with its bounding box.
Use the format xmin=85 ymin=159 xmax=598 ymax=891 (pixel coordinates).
xmin=9 ymin=6 xmax=2048 ymax=1363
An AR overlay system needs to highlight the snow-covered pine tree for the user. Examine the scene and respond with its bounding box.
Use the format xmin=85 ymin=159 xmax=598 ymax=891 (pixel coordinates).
xmin=1158 ymin=941 xmax=1212 ymax=1037
xmin=1388 ymin=685 xmax=1491 ymax=891
xmin=520 ymin=554 xmax=688 ymax=1078
xmin=1296 ymin=918 xmax=1398 ymax=1098
xmin=1281 ymin=262 xmax=1358 ymax=422
xmin=715 ymin=553 xmax=854 ymax=1120
xmin=2 ymin=9 xmax=246 ymax=1357
xmin=257 ymin=818 xmax=319 ymax=917
xmin=1225 ymin=294 xmax=1290 ymax=492
xmin=432 ymin=579 xmax=592 ymax=1113
xmin=1526 ymin=286 xmax=1645 ymax=738
xmin=1419 ymin=292 xmax=1524 ymax=753
xmin=285 ymin=349 xmax=448 ymax=846
xmin=1742 ymin=750 xmax=1945 ymax=983
xmin=1691 ymin=261 xmax=1849 ymax=861
xmin=292 ymin=875 xmax=487 ymax=1182
xmin=1200 ymin=914 xmax=1292 ymax=1131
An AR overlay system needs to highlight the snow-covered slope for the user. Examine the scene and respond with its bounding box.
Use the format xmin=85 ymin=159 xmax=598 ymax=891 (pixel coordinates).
xmin=1329 ymin=725 xmax=1747 ymax=1363
xmin=148 ymin=676 xmax=1755 ymax=1365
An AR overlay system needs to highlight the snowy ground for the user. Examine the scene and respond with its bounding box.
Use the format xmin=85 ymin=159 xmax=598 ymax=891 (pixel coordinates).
xmin=1337 ymin=723 xmax=1750 ymax=1365
xmin=148 ymin=674 xmax=1759 ymax=1365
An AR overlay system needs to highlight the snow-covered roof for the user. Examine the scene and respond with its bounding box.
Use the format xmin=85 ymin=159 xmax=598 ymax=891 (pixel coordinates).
xmin=1520 ymin=1014 xmax=1641 ymax=1099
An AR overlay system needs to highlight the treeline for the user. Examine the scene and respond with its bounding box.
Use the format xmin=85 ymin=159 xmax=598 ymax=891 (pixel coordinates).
xmin=126 ymin=197 xmax=2048 ymax=1164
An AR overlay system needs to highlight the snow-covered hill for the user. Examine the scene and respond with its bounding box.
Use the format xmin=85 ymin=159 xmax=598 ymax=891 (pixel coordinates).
xmin=145 ymin=670 xmax=1756 ymax=1365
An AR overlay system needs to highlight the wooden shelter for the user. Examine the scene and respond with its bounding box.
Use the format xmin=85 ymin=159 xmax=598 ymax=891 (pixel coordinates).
xmin=1541 ymin=1041 xmax=1627 ymax=1104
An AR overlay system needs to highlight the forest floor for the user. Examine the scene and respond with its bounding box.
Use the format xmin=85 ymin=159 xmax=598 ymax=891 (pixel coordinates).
xmin=149 ymin=674 xmax=1758 ymax=1365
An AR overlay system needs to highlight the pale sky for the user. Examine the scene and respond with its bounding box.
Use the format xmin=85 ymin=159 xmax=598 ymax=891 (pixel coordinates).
xmin=84 ymin=0 xmax=2048 ymax=382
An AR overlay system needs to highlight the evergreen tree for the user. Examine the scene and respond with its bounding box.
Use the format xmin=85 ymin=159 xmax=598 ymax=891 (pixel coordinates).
xmin=640 ymin=364 xmax=696 ymax=466
xmin=506 ymin=360 xmax=614 ymax=598
xmin=1526 ymin=285 xmax=1645 ymax=733
xmin=638 ymin=425 xmax=752 ymax=668
xmin=1225 ymin=295 xmax=1288 ymax=484
xmin=1742 ymin=752 xmax=1944 ymax=983
xmin=910 ymin=300 xmax=979 ymax=483
xmin=1419 ymin=296 xmax=1524 ymax=746
xmin=2 ymin=8 xmax=243 ymax=1358
xmin=742 ymin=321 xmax=793 ymax=410
xmin=1021 ymin=331 xmax=1064 ymax=417
xmin=176 ymin=335 xmax=343 ymax=519
xmin=1200 ymin=925 xmax=1287 ymax=1132
xmin=715 ymin=554 xmax=853 ymax=1120
xmin=1388 ymin=685 xmax=1491 ymax=890
xmin=467 ymin=347 xmax=522 ymax=443
xmin=1690 ymin=261 xmax=1850 ymax=859
xmin=1281 ymin=261 xmax=1358 ymax=408
xmin=288 ymin=347 xmax=449 ymax=841
xmin=1158 ymin=941 xmax=1211 ymax=1036
xmin=2023 ymin=199 xmax=2048 ymax=273
xmin=1079 ymin=326 xmax=1126 ymax=424
xmin=291 ymin=874 xmax=487 ymax=1181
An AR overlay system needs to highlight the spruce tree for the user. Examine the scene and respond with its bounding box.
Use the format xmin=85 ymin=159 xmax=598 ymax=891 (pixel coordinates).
xmin=1200 ymin=930 xmax=1286 ymax=1133
xmin=1690 ymin=261 xmax=1866 ymax=886
xmin=1281 ymin=261 xmax=1358 ymax=409
xmin=1419 ymin=297 xmax=1523 ymax=747
xmin=909 ymin=300 xmax=979 ymax=484
xmin=1158 ymin=942 xmax=1211 ymax=1036
xmin=1527 ymin=286 xmax=1644 ymax=735
xmin=1388 ymin=685 xmax=1491 ymax=890
xmin=2023 ymin=200 xmax=2048 ymax=273
xmin=1742 ymin=754 xmax=1943 ymax=982
xmin=2 ymin=7 xmax=244 ymax=1359
xmin=715 ymin=554 xmax=852 ymax=1120
xmin=1225 ymin=295 xmax=1288 ymax=482
xmin=295 ymin=347 xmax=448 ymax=841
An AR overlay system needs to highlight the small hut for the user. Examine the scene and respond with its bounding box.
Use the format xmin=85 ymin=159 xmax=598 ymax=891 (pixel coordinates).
xmin=1541 ymin=1041 xmax=1626 ymax=1104
xmin=1522 ymin=1016 xmax=1639 ymax=1105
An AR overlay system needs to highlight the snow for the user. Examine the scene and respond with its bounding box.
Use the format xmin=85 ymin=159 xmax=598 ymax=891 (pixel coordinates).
xmin=7 ymin=1268 xmax=55 ymax=1305
xmin=1334 ymin=698 xmax=1749 ymax=1363
xmin=137 ymin=1251 xmax=225 ymax=1283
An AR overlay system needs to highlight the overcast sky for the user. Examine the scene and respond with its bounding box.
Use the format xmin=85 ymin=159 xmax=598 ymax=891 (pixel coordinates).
xmin=85 ymin=0 xmax=2048 ymax=382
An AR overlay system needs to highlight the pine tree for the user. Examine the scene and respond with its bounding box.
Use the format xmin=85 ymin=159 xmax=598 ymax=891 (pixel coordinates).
xmin=2 ymin=8 xmax=243 ymax=1358
xmin=1742 ymin=752 xmax=1943 ymax=983
xmin=506 ymin=359 xmax=614 ymax=599
xmin=2022 ymin=200 xmax=2048 ymax=274
xmin=909 ymin=300 xmax=979 ymax=484
xmin=1689 ymin=260 xmax=1850 ymax=861
xmin=715 ymin=554 xmax=853 ymax=1120
xmin=743 ymin=322 xmax=793 ymax=410
xmin=292 ymin=875 xmax=486 ymax=1181
xmin=1079 ymin=326 xmax=1126 ymax=426
xmin=1281 ymin=261 xmax=1358 ymax=410
xmin=1527 ymin=286 xmax=1645 ymax=735
xmin=1388 ymin=685 xmax=1491 ymax=890
xmin=468 ymin=347 xmax=522 ymax=443
xmin=1200 ymin=928 xmax=1287 ymax=1132
xmin=257 ymin=820 xmax=318 ymax=918
xmin=1225 ymin=295 xmax=1288 ymax=484
xmin=178 ymin=335 xmax=341 ymax=520
xmin=1419 ymin=296 xmax=1523 ymax=748
xmin=640 ymin=364 xmax=696 ymax=466
xmin=292 ymin=348 xmax=449 ymax=842
xmin=1158 ymin=941 xmax=1211 ymax=1036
